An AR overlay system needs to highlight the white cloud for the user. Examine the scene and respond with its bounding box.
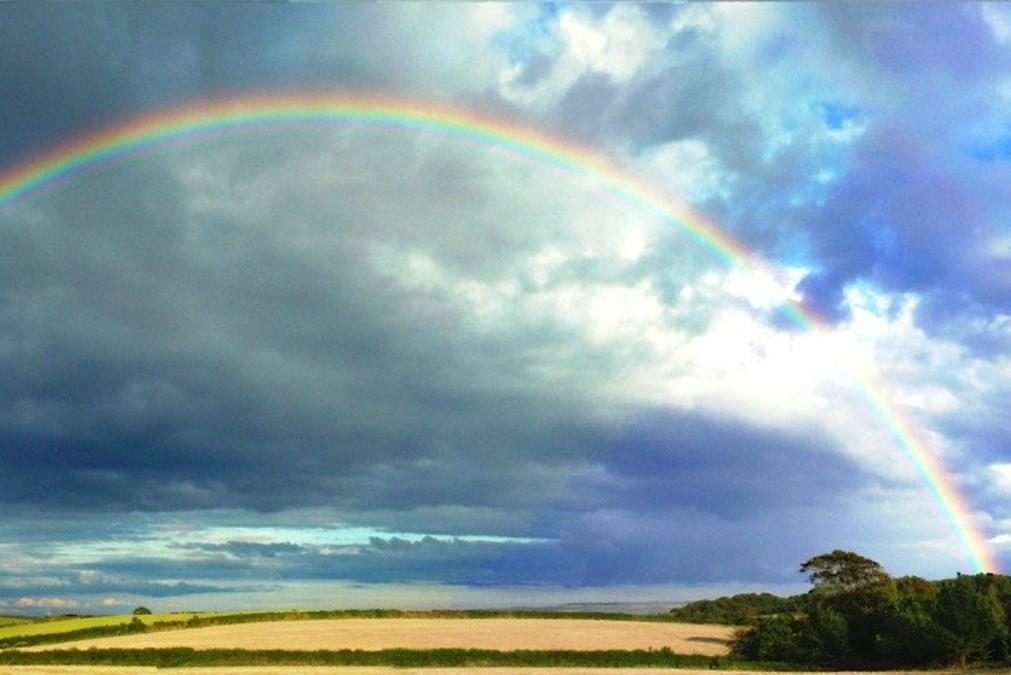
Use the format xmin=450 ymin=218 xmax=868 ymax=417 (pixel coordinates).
xmin=500 ymin=4 xmax=663 ymax=110
xmin=990 ymin=464 xmax=1011 ymax=494
xmin=556 ymin=5 xmax=660 ymax=82
xmin=319 ymin=4 xmax=522 ymax=98
xmin=641 ymin=139 xmax=731 ymax=203
xmin=14 ymin=596 xmax=79 ymax=609
xmin=990 ymin=533 xmax=1011 ymax=547
xmin=710 ymin=3 xmax=785 ymax=57
xmin=982 ymin=4 xmax=1011 ymax=44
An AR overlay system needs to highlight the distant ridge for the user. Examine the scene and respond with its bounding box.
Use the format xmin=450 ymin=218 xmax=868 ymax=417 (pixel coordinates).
xmin=509 ymin=601 xmax=685 ymax=615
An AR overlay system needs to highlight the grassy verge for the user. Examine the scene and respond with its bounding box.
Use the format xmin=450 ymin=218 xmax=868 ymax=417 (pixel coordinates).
xmin=0 ymin=647 xmax=800 ymax=669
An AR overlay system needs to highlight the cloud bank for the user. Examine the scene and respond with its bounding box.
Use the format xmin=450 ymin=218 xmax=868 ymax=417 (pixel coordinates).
xmin=2 ymin=2 xmax=1011 ymax=611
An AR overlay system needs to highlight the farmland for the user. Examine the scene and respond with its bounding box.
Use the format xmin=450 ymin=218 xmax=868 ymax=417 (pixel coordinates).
xmin=0 ymin=615 xmax=38 ymax=629
xmin=0 ymin=607 xmax=958 ymax=673
xmin=0 ymin=614 xmax=215 ymax=641
xmin=0 ymin=611 xmax=747 ymax=669
xmin=21 ymin=617 xmax=734 ymax=654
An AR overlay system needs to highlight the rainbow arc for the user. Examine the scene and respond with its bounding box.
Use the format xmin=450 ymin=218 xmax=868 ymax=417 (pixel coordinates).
xmin=0 ymin=91 xmax=997 ymax=573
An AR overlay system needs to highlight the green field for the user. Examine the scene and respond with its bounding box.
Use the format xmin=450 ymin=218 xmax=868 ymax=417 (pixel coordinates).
xmin=0 ymin=615 xmax=38 ymax=629
xmin=0 ymin=613 xmax=212 ymax=641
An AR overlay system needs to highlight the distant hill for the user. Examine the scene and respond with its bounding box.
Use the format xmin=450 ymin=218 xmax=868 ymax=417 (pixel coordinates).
xmin=513 ymin=601 xmax=688 ymax=616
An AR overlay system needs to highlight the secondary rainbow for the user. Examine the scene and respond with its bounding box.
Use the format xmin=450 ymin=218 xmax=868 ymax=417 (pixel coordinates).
xmin=0 ymin=91 xmax=998 ymax=573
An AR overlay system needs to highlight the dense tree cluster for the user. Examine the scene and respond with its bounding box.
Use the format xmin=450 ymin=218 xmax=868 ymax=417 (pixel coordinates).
xmin=668 ymin=593 xmax=805 ymax=625
xmin=732 ymin=550 xmax=1011 ymax=668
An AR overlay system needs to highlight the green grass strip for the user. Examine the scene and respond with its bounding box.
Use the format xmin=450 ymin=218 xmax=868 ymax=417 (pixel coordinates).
xmin=0 ymin=612 xmax=217 ymax=640
xmin=0 ymin=618 xmax=161 ymax=650
xmin=0 ymin=647 xmax=803 ymax=669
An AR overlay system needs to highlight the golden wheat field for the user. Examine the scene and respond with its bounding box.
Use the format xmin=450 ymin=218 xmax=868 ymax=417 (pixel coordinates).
xmin=24 ymin=618 xmax=734 ymax=654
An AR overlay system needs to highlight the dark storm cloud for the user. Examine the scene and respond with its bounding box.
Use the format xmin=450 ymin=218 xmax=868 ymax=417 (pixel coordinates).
xmin=74 ymin=523 xmax=821 ymax=588
xmin=552 ymin=22 xmax=763 ymax=176
xmin=0 ymin=406 xmax=872 ymax=589
xmin=787 ymin=6 xmax=1011 ymax=325
xmin=0 ymin=131 xmax=623 ymax=519
xmin=0 ymin=3 xmax=502 ymax=169
xmin=1 ymin=5 xmax=139 ymax=163
xmin=87 ymin=537 xmax=519 ymax=587
xmin=456 ymin=408 xmax=875 ymax=585
xmin=482 ymin=525 xmax=801 ymax=586
xmin=347 ymin=506 xmax=539 ymax=540
xmin=0 ymin=4 xmax=316 ymax=164
xmin=800 ymin=123 xmax=1011 ymax=324
xmin=280 ymin=410 xmax=868 ymax=586
xmin=613 ymin=65 xmax=762 ymax=175
xmin=0 ymin=579 xmax=254 ymax=600
xmin=284 ymin=537 xmax=513 ymax=585
xmin=567 ymin=408 xmax=869 ymax=519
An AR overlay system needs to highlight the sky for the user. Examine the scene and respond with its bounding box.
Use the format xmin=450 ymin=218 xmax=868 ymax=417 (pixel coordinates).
xmin=2 ymin=2 xmax=1011 ymax=615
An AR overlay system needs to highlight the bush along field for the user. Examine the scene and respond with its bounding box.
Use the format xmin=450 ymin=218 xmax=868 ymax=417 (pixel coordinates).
xmin=0 ymin=647 xmax=793 ymax=670
xmin=731 ymin=550 xmax=1011 ymax=669
xmin=668 ymin=593 xmax=807 ymax=626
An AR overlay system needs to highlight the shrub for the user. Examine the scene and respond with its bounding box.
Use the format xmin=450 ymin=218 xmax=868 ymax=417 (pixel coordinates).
xmin=733 ymin=616 xmax=800 ymax=661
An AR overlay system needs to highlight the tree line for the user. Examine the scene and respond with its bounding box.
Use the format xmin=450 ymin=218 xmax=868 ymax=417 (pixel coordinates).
xmin=725 ymin=550 xmax=1010 ymax=668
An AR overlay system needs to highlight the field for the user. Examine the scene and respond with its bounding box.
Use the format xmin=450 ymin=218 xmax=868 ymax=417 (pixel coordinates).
xmin=0 ymin=611 xmax=961 ymax=673
xmin=0 ymin=615 xmax=38 ymax=629
xmin=22 ymin=618 xmax=735 ymax=654
xmin=0 ymin=614 xmax=211 ymax=641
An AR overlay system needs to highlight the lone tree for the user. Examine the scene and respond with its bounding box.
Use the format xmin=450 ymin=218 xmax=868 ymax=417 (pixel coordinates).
xmin=132 ymin=606 xmax=152 ymax=615
xmin=801 ymin=550 xmax=897 ymax=616
xmin=799 ymin=550 xmax=897 ymax=665
xmin=801 ymin=550 xmax=892 ymax=594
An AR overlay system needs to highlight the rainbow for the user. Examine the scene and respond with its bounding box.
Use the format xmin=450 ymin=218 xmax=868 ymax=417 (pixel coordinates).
xmin=0 ymin=91 xmax=998 ymax=573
